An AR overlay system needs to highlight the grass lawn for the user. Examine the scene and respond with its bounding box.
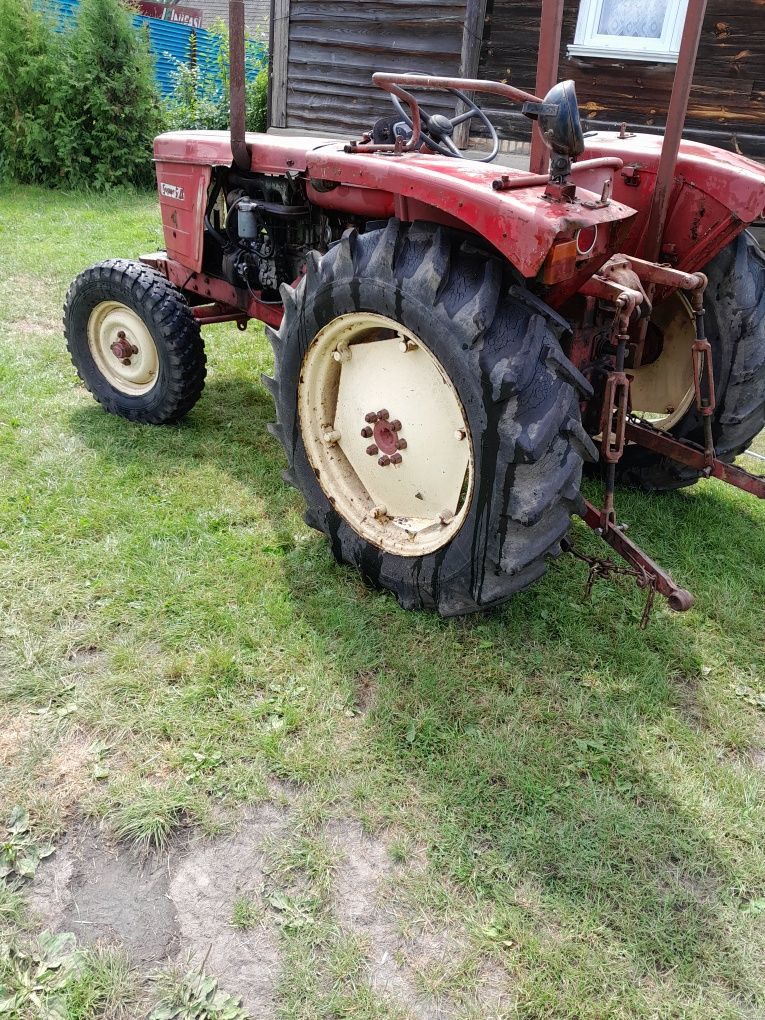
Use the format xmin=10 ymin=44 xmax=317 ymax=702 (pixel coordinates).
xmin=1 ymin=183 xmax=764 ymax=1020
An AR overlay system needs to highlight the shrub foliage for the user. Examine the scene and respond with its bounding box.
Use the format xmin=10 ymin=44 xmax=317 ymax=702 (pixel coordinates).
xmin=0 ymin=0 xmax=160 ymax=188
xmin=163 ymin=20 xmax=268 ymax=134
xmin=0 ymin=0 xmax=268 ymax=189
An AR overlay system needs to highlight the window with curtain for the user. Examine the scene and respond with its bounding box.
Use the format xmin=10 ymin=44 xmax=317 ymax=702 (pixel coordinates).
xmin=568 ymin=0 xmax=689 ymax=61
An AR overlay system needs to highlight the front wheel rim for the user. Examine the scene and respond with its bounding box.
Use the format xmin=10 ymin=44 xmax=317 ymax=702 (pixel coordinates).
xmin=87 ymin=301 xmax=159 ymax=396
xmin=298 ymin=313 xmax=474 ymax=557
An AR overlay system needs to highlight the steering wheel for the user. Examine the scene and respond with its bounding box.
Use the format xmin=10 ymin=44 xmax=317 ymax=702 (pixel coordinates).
xmin=390 ymin=85 xmax=499 ymax=163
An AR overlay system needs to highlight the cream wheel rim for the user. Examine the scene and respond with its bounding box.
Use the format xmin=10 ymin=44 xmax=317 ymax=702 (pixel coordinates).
xmin=629 ymin=291 xmax=696 ymax=431
xmin=87 ymin=301 xmax=159 ymax=395
xmin=298 ymin=313 xmax=474 ymax=557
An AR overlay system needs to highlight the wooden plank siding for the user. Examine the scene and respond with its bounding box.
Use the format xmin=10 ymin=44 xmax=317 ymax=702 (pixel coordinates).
xmin=269 ymin=0 xmax=474 ymax=135
xmin=475 ymin=0 xmax=765 ymax=159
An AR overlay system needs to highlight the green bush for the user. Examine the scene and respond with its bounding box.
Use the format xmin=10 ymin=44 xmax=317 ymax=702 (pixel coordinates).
xmin=63 ymin=0 xmax=162 ymax=188
xmin=163 ymin=20 xmax=268 ymax=134
xmin=0 ymin=0 xmax=160 ymax=188
xmin=0 ymin=0 xmax=67 ymax=183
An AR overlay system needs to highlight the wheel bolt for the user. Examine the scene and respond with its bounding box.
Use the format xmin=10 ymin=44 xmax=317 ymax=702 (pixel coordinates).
xmin=390 ymin=452 xmax=402 ymax=465
xmin=390 ymin=420 xmax=402 ymax=432
xmin=378 ymin=454 xmax=390 ymax=466
xmin=396 ymin=438 xmax=407 ymax=450
xmin=377 ymin=409 xmax=389 ymax=420
xmin=366 ymin=444 xmax=378 ymax=456
xmin=364 ymin=412 xmax=378 ymax=424
xmin=360 ymin=426 xmax=373 ymax=438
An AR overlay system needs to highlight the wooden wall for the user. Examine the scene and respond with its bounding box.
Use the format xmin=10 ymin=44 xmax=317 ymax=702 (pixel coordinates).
xmin=270 ymin=0 xmax=473 ymax=136
xmin=475 ymin=0 xmax=765 ymax=158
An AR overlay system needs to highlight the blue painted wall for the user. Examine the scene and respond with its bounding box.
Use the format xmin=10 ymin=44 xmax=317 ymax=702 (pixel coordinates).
xmin=46 ymin=0 xmax=262 ymax=96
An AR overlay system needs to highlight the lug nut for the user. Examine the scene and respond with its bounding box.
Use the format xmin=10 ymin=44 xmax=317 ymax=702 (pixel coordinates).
xmin=364 ymin=412 xmax=378 ymax=424
xmin=390 ymin=420 xmax=402 ymax=432
xmin=396 ymin=438 xmax=407 ymax=450
xmin=439 ymin=509 xmax=455 ymax=525
xmin=378 ymin=454 xmax=391 ymax=466
xmin=332 ymin=342 xmax=351 ymax=362
xmin=360 ymin=426 xmax=373 ymax=438
xmin=323 ymin=429 xmax=341 ymax=444
xmin=399 ymin=339 xmax=417 ymax=353
xmin=390 ymin=452 xmax=402 ymax=465
xmin=122 ymin=358 xmax=132 ymax=366
xmin=366 ymin=444 xmax=378 ymax=456
xmin=370 ymin=505 xmax=387 ymax=519
xmin=454 ymin=428 xmax=466 ymax=441
xmin=377 ymin=409 xmax=389 ymax=420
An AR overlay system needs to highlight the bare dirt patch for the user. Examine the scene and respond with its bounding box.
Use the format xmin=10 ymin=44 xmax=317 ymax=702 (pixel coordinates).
xmin=327 ymin=818 xmax=512 ymax=1019
xmin=168 ymin=803 xmax=287 ymax=1017
xmin=11 ymin=318 xmax=57 ymax=338
xmin=0 ymin=713 xmax=35 ymax=767
xmin=30 ymin=802 xmax=288 ymax=1013
xmin=352 ymin=670 xmax=378 ymax=715
xmin=30 ymin=825 xmax=179 ymax=965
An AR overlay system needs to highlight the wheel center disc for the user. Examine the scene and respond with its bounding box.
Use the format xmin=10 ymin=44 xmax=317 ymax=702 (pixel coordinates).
xmin=298 ymin=313 xmax=474 ymax=557
xmin=87 ymin=301 xmax=159 ymax=396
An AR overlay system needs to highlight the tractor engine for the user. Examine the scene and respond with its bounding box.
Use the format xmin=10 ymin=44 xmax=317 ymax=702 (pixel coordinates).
xmin=205 ymin=172 xmax=312 ymax=299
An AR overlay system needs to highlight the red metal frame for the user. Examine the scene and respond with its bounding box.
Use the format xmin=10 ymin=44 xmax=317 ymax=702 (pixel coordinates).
xmin=641 ymin=0 xmax=709 ymax=262
xmin=625 ymin=422 xmax=765 ymax=500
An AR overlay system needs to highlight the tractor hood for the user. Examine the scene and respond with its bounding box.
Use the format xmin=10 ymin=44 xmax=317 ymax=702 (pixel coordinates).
xmin=154 ymin=130 xmax=638 ymax=283
xmin=304 ymin=143 xmax=637 ymax=280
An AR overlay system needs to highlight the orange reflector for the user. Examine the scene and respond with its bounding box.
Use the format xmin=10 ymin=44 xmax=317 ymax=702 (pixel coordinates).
xmin=542 ymin=240 xmax=578 ymax=284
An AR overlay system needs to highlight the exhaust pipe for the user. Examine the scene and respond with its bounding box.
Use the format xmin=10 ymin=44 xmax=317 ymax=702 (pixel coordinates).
xmin=229 ymin=0 xmax=250 ymax=171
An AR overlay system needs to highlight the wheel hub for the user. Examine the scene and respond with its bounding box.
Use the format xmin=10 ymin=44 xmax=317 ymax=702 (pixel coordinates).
xmin=298 ymin=313 xmax=473 ymax=556
xmin=363 ymin=410 xmax=406 ymax=460
xmin=109 ymin=331 xmax=139 ymax=363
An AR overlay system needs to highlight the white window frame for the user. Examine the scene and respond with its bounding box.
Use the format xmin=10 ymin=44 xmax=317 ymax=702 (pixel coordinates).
xmin=568 ymin=0 xmax=689 ymax=63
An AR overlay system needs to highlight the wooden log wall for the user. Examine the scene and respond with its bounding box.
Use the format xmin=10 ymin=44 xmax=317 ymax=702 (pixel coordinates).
xmin=475 ymin=0 xmax=765 ymax=159
xmin=271 ymin=0 xmax=470 ymax=135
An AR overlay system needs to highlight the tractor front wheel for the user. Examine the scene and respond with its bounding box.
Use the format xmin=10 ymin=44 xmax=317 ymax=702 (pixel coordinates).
xmin=264 ymin=221 xmax=596 ymax=616
xmin=64 ymin=259 xmax=206 ymax=424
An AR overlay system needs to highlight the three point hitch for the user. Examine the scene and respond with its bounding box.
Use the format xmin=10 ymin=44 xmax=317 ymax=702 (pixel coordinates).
xmin=568 ymin=255 xmax=764 ymax=626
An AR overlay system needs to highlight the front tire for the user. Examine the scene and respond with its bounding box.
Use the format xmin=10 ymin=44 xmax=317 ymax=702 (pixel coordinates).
xmin=64 ymin=259 xmax=206 ymax=424
xmin=264 ymin=221 xmax=597 ymax=616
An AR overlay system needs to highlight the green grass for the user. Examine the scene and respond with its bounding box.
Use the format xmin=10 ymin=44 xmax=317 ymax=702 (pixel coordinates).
xmin=1 ymin=183 xmax=765 ymax=1019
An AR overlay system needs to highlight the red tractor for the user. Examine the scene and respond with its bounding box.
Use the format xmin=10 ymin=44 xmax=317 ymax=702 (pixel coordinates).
xmin=63 ymin=0 xmax=765 ymax=619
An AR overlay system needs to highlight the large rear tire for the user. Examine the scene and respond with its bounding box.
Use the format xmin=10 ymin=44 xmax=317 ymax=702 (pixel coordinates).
xmin=264 ymin=221 xmax=597 ymax=616
xmin=617 ymin=231 xmax=765 ymax=490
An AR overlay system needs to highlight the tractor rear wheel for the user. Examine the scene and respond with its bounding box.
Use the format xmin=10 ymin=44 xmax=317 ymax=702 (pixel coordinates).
xmin=64 ymin=259 xmax=206 ymax=424
xmin=618 ymin=231 xmax=765 ymax=490
xmin=264 ymin=221 xmax=597 ymax=616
